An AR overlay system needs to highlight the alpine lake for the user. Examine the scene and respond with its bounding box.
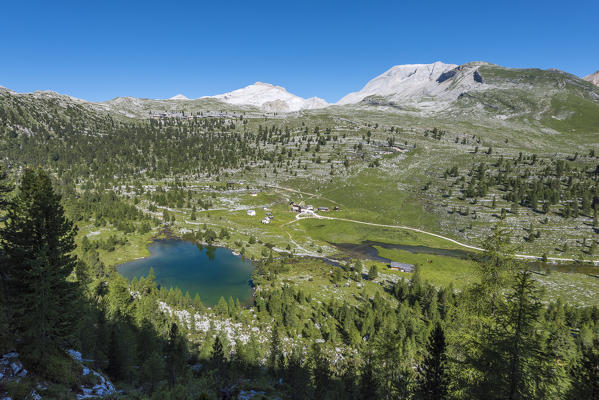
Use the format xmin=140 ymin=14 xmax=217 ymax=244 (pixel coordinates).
xmin=117 ymin=239 xmax=254 ymax=306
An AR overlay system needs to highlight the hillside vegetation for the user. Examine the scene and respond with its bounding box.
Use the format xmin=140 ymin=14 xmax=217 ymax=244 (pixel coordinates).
xmin=1 ymin=63 xmax=599 ymax=399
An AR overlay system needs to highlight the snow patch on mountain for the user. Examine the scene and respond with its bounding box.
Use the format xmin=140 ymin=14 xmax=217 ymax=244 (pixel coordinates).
xmin=169 ymin=94 xmax=189 ymax=100
xmin=207 ymin=82 xmax=328 ymax=112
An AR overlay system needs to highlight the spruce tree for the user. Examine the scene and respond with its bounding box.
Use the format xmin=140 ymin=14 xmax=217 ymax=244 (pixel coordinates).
xmin=415 ymin=322 xmax=449 ymax=400
xmin=211 ymin=335 xmax=226 ymax=389
xmin=1 ymin=168 xmax=79 ymax=368
xmin=368 ymin=265 xmax=378 ymax=280
xmin=166 ymin=322 xmax=187 ymax=387
xmin=268 ymin=324 xmax=282 ymax=373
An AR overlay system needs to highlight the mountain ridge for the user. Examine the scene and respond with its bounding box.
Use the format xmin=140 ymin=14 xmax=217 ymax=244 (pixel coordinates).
xmin=584 ymin=70 xmax=599 ymax=86
xmin=337 ymin=61 xmax=460 ymax=105
xmin=2 ymin=61 xmax=599 ymax=125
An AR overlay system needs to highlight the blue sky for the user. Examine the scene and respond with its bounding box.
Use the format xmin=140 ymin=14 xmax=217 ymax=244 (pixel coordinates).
xmin=1 ymin=0 xmax=598 ymax=103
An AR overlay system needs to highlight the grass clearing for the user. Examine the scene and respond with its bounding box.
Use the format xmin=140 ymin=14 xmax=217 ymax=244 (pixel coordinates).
xmin=295 ymin=218 xmax=468 ymax=250
xmin=273 ymin=258 xmax=391 ymax=306
xmin=373 ymin=246 xmax=478 ymax=290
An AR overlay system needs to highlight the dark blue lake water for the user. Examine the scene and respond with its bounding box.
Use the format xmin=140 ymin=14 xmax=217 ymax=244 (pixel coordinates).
xmin=117 ymin=239 xmax=254 ymax=305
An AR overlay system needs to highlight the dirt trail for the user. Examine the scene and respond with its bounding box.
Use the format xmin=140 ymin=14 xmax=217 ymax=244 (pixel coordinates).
xmin=286 ymin=209 xmax=597 ymax=264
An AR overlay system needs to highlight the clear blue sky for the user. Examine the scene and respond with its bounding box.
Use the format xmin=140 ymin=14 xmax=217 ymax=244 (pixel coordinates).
xmin=1 ymin=0 xmax=597 ymax=103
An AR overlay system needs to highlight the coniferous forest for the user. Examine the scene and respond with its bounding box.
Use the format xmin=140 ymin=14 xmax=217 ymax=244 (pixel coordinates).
xmin=1 ymin=164 xmax=599 ymax=399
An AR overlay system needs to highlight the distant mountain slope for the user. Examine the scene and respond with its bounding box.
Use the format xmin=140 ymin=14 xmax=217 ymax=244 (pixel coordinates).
xmin=451 ymin=65 xmax=599 ymax=132
xmin=0 ymin=86 xmax=118 ymax=137
xmin=208 ymin=82 xmax=328 ymax=112
xmin=102 ymin=96 xmax=250 ymax=118
xmin=337 ymin=61 xmax=460 ymax=105
xmin=335 ymin=62 xmax=599 ymax=133
xmin=584 ymin=70 xmax=599 ymax=86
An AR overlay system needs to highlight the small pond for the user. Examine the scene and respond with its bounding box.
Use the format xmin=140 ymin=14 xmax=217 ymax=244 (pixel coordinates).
xmin=118 ymin=239 xmax=254 ymax=306
xmin=333 ymin=240 xmax=474 ymax=262
xmin=334 ymin=241 xmax=599 ymax=277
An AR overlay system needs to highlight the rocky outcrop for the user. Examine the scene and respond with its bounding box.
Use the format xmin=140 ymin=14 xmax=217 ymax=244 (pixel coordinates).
xmin=335 ymin=62 xmax=492 ymax=111
xmin=473 ymin=70 xmax=484 ymax=83
xmin=67 ymin=350 xmax=116 ymax=399
xmin=436 ymin=67 xmax=460 ymax=83
xmin=0 ymin=352 xmax=38 ymax=399
xmin=0 ymin=350 xmax=115 ymax=400
xmin=0 ymin=352 xmax=28 ymax=382
xmin=336 ymin=61 xmax=458 ymax=105
xmin=238 ymin=389 xmax=266 ymax=399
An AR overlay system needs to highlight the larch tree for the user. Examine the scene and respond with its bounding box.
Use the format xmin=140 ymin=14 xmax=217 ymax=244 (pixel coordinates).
xmin=0 ymin=164 xmax=12 ymax=211
xmin=472 ymin=269 xmax=545 ymax=399
xmin=568 ymin=338 xmax=599 ymax=400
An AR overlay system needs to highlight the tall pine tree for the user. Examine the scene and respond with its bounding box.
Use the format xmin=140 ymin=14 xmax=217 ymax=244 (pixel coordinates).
xmin=415 ymin=322 xmax=449 ymax=399
xmin=1 ymin=168 xmax=79 ymax=368
xmin=211 ymin=335 xmax=226 ymax=390
xmin=0 ymin=164 xmax=13 ymax=350
xmin=166 ymin=322 xmax=187 ymax=387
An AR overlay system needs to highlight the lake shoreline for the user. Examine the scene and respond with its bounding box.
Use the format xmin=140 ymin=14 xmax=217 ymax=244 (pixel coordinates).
xmin=117 ymin=238 xmax=255 ymax=307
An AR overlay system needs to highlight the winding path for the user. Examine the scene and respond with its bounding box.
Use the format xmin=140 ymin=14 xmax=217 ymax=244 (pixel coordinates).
xmin=140 ymin=184 xmax=598 ymax=265
xmin=285 ymin=208 xmax=598 ymax=265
